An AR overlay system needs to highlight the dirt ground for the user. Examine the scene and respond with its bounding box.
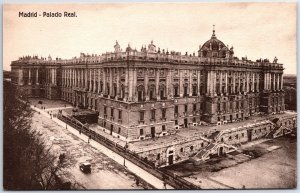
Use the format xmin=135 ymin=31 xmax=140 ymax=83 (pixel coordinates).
xmin=183 ymin=137 xmax=296 ymax=189
xmin=31 ymin=112 xmax=151 ymax=189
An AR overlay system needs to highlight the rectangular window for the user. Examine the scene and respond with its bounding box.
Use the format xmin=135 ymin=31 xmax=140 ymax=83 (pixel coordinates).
xmin=184 ymin=104 xmax=188 ymax=112
xmin=118 ymin=110 xmax=122 ymax=119
xmin=104 ymin=106 xmax=107 ymax=115
xmin=175 ymin=105 xmax=178 ymax=114
xmin=151 ymin=109 xmax=156 ymax=120
xmin=118 ymin=127 xmax=121 ymax=134
xmin=161 ymin=108 xmax=166 ymax=119
xmin=193 ymin=104 xmax=196 ymax=111
xmin=174 ymin=87 xmax=179 ymax=97
xmin=175 ymin=120 xmax=178 ymax=125
xmin=140 ymin=111 xmax=144 ymax=121
xmin=184 ymin=86 xmax=188 ymax=96
xmin=111 ymin=108 xmax=114 ymax=117
xmin=140 ymin=128 xmax=144 ymax=135
xmin=162 ymin=125 xmax=166 ymax=131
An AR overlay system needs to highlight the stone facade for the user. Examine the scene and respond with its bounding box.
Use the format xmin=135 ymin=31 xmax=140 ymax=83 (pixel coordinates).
xmin=11 ymin=30 xmax=286 ymax=142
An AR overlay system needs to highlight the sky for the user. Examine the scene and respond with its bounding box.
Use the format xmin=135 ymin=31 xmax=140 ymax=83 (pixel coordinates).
xmin=3 ymin=3 xmax=297 ymax=74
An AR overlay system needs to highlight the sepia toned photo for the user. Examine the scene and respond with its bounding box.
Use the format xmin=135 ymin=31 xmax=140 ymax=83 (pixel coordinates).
xmin=3 ymin=2 xmax=297 ymax=190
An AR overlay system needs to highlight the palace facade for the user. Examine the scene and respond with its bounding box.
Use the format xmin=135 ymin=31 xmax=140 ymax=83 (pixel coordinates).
xmin=11 ymin=29 xmax=286 ymax=142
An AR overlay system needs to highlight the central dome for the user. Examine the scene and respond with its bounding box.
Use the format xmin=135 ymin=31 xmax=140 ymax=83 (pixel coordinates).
xmin=201 ymin=29 xmax=226 ymax=51
xmin=198 ymin=27 xmax=233 ymax=59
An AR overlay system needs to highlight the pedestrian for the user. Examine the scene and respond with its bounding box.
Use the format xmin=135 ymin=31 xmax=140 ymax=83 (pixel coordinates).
xmin=79 ymin=130 xmax=82 ymax=134
xmin=163 ymin=181 xmax=167 ymax=189
xmin=88 ymin=138 xmax=90 ymax=143
xmin=135 ymin=177 xmax=140 ymax=186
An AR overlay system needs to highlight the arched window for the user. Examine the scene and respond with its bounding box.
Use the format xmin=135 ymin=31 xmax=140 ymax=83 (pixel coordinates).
xmin=149 ymin=85 xmax=156 ymax=100
xmin=113 ymin=83 xmax=117 ymax=97
xmin=183 ymin=83 xmax=188 ymax=97
xmin=120 ymin=85 xmax=125 ymax=99
xmin=192 ymin=84 xmax=197 ymax=96
xmin=100 ymin=81 xmax=103 ymax=93
xmin=106 ymin=83 xmax=110 ymax=95
xmin=173 ymin=84 xmax=179 ymax=97
xmin=137 ymin=85 xmax=145 ymax=102
xmin=159 ymin=84 xmax=166 ymax=99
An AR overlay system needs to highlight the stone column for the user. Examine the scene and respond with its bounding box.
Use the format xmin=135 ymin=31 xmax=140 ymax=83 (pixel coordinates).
xmin=77 ymin=69 xmax=79 ymax=87
xmin=225 ymin=71 xmax=228 ymax=94
xmin=280 ymin=74 xmax=283 ymax=90
xmin=28 ymin=69 xmax=31 ymax=85
xmin=252 ymin=73 xmax=255 ymax=92
xmin=98 ymin=68 xmax=101 ymax=93
xmin=212 ymin=71 xmax=216 ymax=96
xmin=124 ymin=68 xmax=128 ymax=100
xmin=276 ymin=74 xmax=280 ymax=91
xmin=189 ymin=70 xmax=193 ymax=96
xmin=145 ymin=69 xmax=149 ymax=100
xmin=128 ymin=68 xmax=133 ymax=101
xmin=65 ymin=69 xmax=67 ymax=87
xmin=93 ymin=69 xmax=96 ymax=93
xmin=273 ymin=73 xmax=275 ymax=91
xmin=207 ymin=71 xmax=211 ymax=95
xmin=72 ymin=69 xmax=74 ymax=87
xmin=155 ymin=69 xmax=160 ymax=100
xmin=70 ymin=69 xmax=73 ymax=87
xmin=266 ymin=73 xmax=268 ymax=90
xmin=81 ymin=69 xmax=83 ymax=88
xmin=270 ymin=73 xmax=272 ymax=91
xmin=116 ymin=68 xmax=120 ymax=98
xmin=256 ymin=73 xmax=259 ymax=91
xmin=68 ymin=69 xmax=70 ymax=87
xmin=264 ymin=73 xmax=267 ymax=90
xmin=246 ymin=72 xmax=249 ymax=93
xmin=109 ymin=68 xmax=113 ymax=97
xmin=103 ymin=69 xmax=107 ymax=95
xmin=89 ymin=69 xmax=92 ymax=91
xmin=180 ymin=70 xmax=184 ymax=97
xmin=62 ymin=69 xmax=64 ymax=86
xmin=36 ymin=69 xmax=39 ymax=85
xmin=197 ymin=70 xmax=201 ymax=96
xmin=133 ymin=68 xmax=137 ymax=101
xmin=166 ymin=69 xmax=171 ymax=99
xmin=219 ymin=71 xmax=223 ymax=95
xmin=18 ymin=69 xmax=23 ymax=85
xmin=238 ymin=72 xmax=241 ymax=93
xmin=243 ymin=73 xmax=246 ymax=93
xmin=232 ymin=72 xmax=235 ymax=94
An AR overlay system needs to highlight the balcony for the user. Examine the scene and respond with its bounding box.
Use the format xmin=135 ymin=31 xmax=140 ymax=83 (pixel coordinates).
xmin=139 ymin=120 xmax=145 ymax=124
xmin=118 ymin=119 xmax=122 ymax=123
xmin=161 ymin=117 xmax=166 ymax=121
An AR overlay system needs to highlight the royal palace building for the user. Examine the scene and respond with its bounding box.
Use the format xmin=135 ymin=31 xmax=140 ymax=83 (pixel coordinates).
xmin=11 ymin=29 xmax=286 ymax=143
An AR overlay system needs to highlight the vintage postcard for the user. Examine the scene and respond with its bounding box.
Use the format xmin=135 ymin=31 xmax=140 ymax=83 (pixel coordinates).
xmin=3 ymin=2 xmax=297 ymax=190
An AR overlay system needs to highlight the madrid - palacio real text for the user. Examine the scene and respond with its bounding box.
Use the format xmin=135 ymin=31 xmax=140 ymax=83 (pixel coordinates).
xmin=11 ymin=29 xmax=296 ymax=166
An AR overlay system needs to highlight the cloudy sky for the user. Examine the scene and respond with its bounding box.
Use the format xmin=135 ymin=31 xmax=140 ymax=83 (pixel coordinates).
xmin=4 ymin=3 xmax=296 ymax=74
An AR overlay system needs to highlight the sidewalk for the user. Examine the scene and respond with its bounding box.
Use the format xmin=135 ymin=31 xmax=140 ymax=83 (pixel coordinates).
xmin=31 ymin=106 xmax=174 ymax=189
